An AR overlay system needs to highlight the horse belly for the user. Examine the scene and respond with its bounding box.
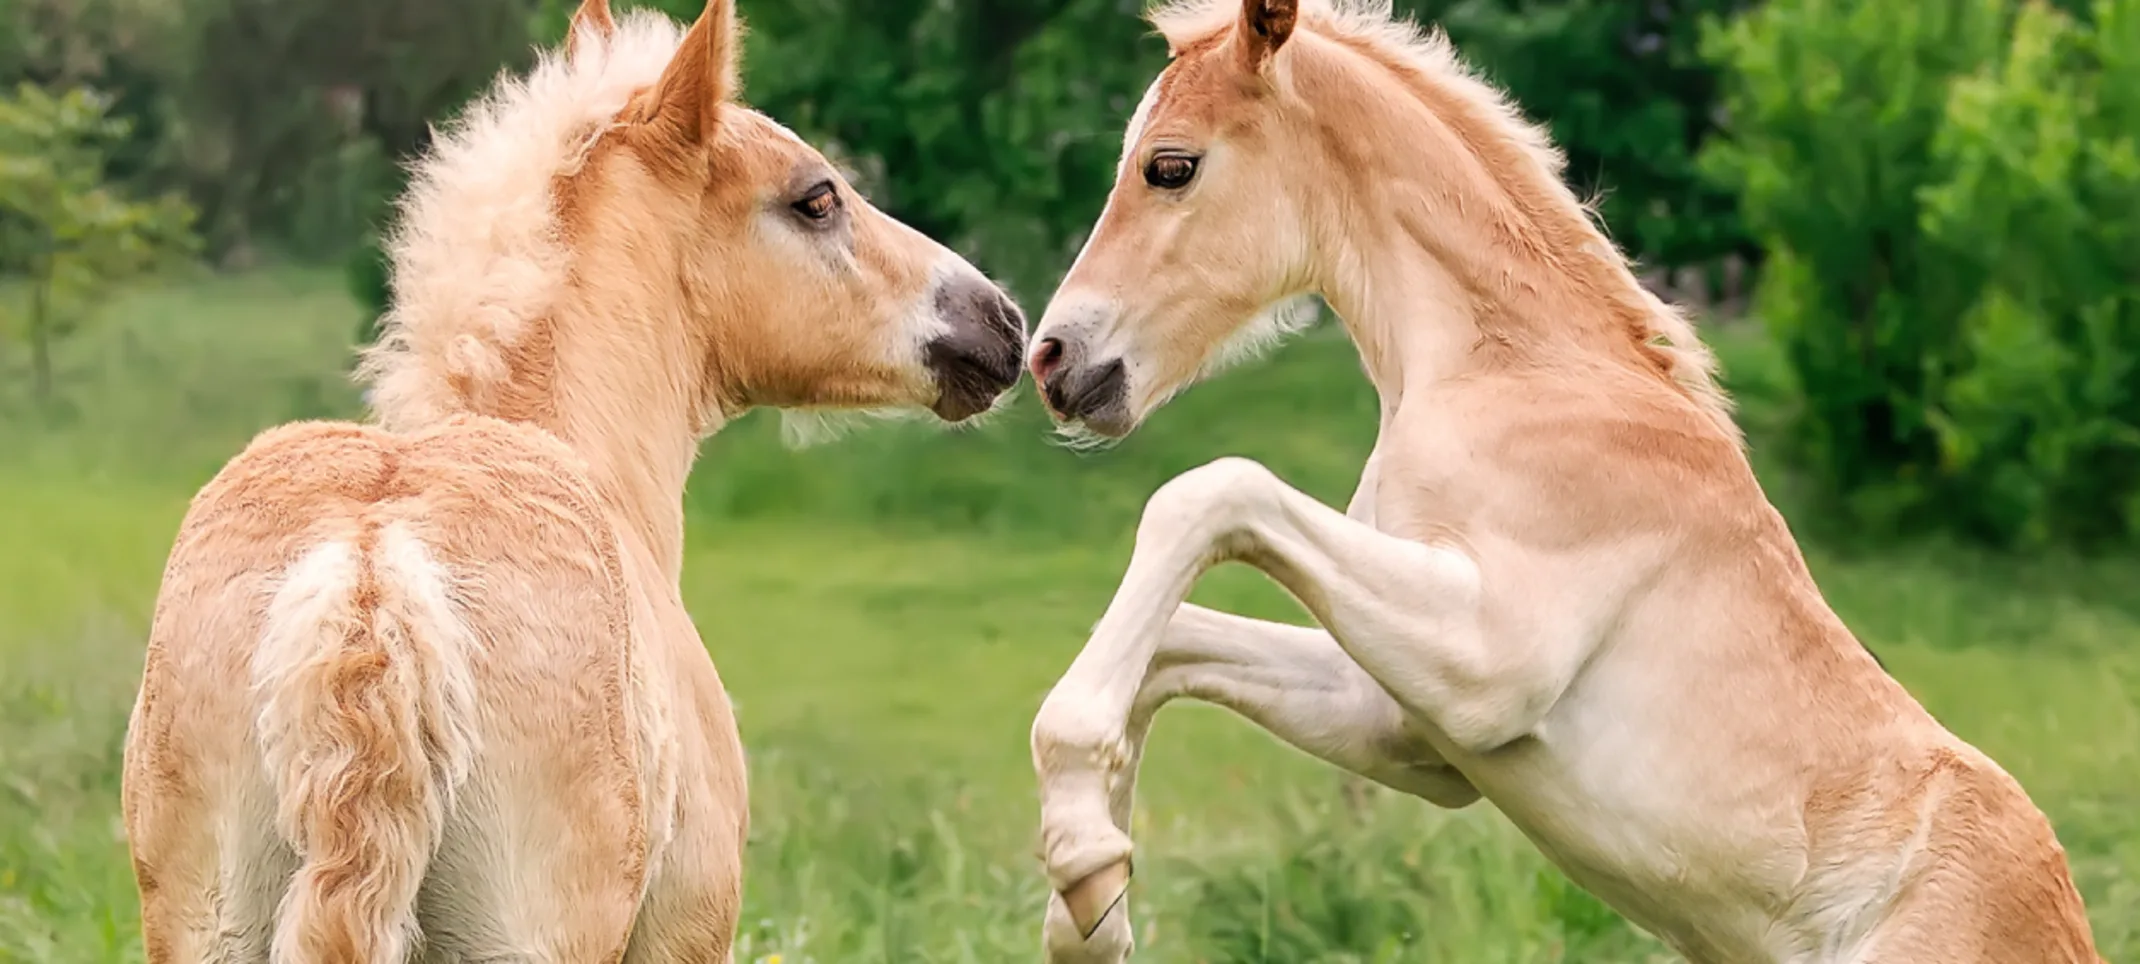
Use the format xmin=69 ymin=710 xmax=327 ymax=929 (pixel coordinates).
xmin=1477 ymin=689 xmax=1811 ymax=962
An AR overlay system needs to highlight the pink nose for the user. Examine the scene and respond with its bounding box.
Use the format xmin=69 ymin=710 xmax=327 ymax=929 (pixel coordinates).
xmin=1030 ymin=337 xmax=1066 ymax=385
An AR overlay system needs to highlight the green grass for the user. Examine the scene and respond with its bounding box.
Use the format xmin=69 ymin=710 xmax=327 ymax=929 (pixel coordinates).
xmin=2 ymin=269 xmax=2137 ymax=962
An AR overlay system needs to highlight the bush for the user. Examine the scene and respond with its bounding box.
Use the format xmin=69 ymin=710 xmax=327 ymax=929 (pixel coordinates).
xmin=1704 ymin=0 xmax=2140 ymax=546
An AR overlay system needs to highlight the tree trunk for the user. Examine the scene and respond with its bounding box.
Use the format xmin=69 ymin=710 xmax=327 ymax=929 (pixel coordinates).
xmin=30 ymin=266 xmax=52 ymax=403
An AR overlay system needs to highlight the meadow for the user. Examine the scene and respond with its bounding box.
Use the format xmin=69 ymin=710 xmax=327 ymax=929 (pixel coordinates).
xmin=2 ymin=268 xmax=2137 ymax=963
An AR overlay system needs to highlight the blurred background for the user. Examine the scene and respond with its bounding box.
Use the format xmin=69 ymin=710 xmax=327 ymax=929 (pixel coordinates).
xmin=2 ymin=0 xmax=2137 ymax=960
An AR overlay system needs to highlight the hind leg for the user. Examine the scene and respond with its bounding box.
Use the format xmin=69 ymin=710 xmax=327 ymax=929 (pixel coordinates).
xmin=129 ymin=778 xmax=218 ymax=964
xmin=619 ymin=780 xmax=744 ymax=964
xmin=1853 ymin=844 xmax=2098 ymax=963
xmin=132 ymin=800 xmax=287 ymax=964
xmin=620 ymin=859 xmax=742 ymax=963
xmin=129 ymin=781 xmax=296 ymax=962
xmin=126 ymin=658 xmax=293 ymax=963
xmin=417 ymin=754 xmax=651 ymax=963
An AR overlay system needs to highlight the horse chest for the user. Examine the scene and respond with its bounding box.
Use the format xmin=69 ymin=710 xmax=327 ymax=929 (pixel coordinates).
xmin=1351 ymin=437 xmax=1494 ymax=542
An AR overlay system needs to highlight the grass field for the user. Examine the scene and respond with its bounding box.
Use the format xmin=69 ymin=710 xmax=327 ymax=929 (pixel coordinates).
xmin=3 ymin=268 xmax=2137 ymax=962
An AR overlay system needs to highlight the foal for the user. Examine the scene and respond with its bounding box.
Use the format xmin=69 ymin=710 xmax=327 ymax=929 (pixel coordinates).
xmin=1026 ymin=1 xmax=2099 ymax=961
xmin=122 ymin=2 xmax=1024 ymax=960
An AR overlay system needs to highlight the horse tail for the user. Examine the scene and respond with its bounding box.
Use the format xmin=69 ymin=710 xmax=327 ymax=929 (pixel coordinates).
xmin=251 ymin=523 xmax=480 ymax=963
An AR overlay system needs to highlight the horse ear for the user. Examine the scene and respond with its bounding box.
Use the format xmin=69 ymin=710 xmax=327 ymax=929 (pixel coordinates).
xmin=645 ymin=0 xmax=741 ymax=145
xmin=566 ymin=0 xmax=615 ymax=65
xmin=1236 ymin=0 xmax=1297 ymax=70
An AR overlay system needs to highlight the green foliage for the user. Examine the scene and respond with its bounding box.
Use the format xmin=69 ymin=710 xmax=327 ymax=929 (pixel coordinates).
xmin=168 ymin=0 xmax=532 ymax=261
xmin=507 ymin=0 xmax=1749 ymax=302
xmin=7 ymin=0 xmax=1762 ymax=313
xmin=1704 ymin=0 xmax=2140 ymax=545
xmin=1916 ymin=0 xmax=2140 ymax=542
xmin=0 ymin=83 xmax=195 ymax=401
xmin=0 ymin=0 xmax=184 ymax=186
xmin=525 ymin=0 xmax=1171 ymax=299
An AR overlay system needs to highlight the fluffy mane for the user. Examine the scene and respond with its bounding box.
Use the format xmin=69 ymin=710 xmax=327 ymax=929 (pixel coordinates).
xmin=356 ymin=12 xmax=687 ymax=430
xmin=1150 ymin=0 xmax=1738 ymax=442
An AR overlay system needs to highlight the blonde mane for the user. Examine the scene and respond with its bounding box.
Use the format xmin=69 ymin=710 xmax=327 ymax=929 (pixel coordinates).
xmin=1151 ymin=0 xmax=1738 ymax=441
xmin=356 ymin=12 xmax=687 ymax=431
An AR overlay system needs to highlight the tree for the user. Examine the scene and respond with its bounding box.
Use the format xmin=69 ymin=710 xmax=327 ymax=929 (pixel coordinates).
xmin=169 ymin=0 xmax=532 ymax=261
xmin=526 ymin=0 xmax=1752 ymax=299
xmin=0 ymin=83 xmax=196 ymax=401
xmin=1419 ymin=0 xmax=1760 ymax=275
xmin=0 ymin=0 xmax=196 ymax=207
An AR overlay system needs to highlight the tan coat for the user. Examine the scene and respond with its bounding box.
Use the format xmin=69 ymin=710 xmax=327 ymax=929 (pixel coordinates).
xmin=1025 ymin=2 xmax=2101 ymax=962
xmin=121 ymin=2 xmax=1023 ymax=960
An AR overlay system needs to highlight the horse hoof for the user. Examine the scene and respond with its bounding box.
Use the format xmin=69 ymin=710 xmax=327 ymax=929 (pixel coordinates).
xmin=1061 ymin=859 xmax=1131 ymax=939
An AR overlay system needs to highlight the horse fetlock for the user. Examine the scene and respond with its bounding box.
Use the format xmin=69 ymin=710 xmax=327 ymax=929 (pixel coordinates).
xmin=1039 ymin=802 xmax=1133 ymax=888
xmin=1038 ymin=808 xmax=1134 ymax=944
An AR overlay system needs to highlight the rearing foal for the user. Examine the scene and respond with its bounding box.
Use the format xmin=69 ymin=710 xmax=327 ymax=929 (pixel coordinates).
xmin=1026 ymin=1 xmax=2099 ymax=962
xmin=122 ymin=1 xmax=1024 ymax=961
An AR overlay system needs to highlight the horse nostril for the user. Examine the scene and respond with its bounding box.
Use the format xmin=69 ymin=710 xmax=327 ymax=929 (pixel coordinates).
xmin=1031 ymin=338 xmax=1066 ymax=384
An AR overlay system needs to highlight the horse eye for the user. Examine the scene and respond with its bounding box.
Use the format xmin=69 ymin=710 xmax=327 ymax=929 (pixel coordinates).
xmin=792 ymin=182 xmax=840 ymax=221
xmin=1144 ymin=153 xmax=1200 ymax=190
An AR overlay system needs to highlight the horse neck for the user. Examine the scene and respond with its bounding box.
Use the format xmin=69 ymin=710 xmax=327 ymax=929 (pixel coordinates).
xmin=1305 ymin=75 xmax=1657 ymax=405
xmin=536 ymin=291 xmax=717 ymax=585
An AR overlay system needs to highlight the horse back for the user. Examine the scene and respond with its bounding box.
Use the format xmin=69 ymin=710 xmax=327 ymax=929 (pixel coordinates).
xmin=128 ymin=414 xmax=677 ymax=962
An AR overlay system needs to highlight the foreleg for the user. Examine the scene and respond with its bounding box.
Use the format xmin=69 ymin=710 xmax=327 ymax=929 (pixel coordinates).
xmin=1033 ymin=458 xmax=1569 ymax=959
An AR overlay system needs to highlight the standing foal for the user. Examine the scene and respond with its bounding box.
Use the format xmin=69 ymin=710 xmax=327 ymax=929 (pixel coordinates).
xmin=121 ymin=1 xmax=1024 ymax=960
xmin=1026 ymin=1 xmax=2099 ymax=962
